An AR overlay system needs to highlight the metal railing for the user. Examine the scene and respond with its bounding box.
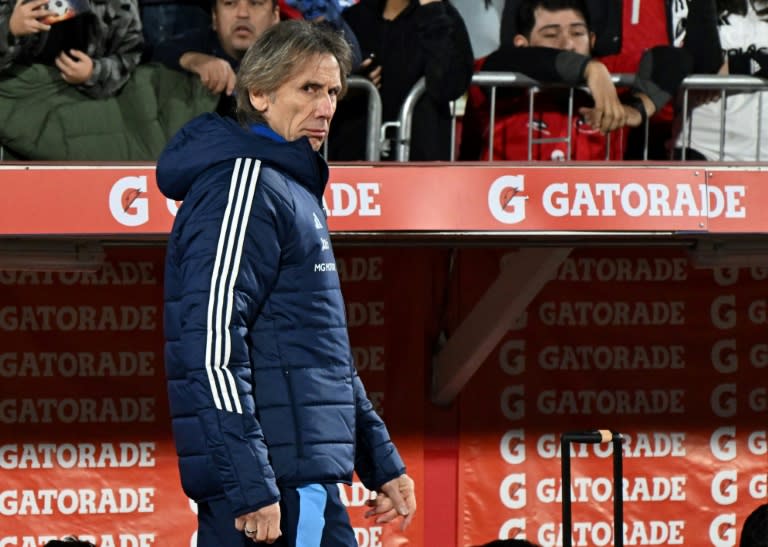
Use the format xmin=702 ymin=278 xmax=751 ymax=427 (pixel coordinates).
xmin=391 ymin=73 xmax=638 ymax=162
xmin=324 ymin=75 xmax=383 ymax=161
xmin=386 ymin=72 xmax=768 ymax=163
xmin=679 ymin=74 xmax=768 ymax=161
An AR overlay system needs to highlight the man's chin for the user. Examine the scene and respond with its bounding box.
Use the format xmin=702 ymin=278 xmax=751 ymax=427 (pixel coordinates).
xmin=308 ymin=137 xmax=325 ymax=151
xmin=231 ymin=43 xmax=252 ymax=58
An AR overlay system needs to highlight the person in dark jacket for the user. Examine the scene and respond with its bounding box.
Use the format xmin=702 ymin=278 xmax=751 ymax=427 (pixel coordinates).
xmin=156 ymin=19 xmax=415 ymax=546
xmin=328 ymin=0 xmax=474 ymax=160
xmin=139 ymin=0 xmax=211 ymax=57
xmin=0 ymin=0 xmax=143 ymax=98
xmin=459 ymin=0 xmax=661 ymax=161
xmin=498 ymin=0 xmax=720 ymax=159
xmin=152 ymin=0 xmax=280 ymax=99
xmin=152 ymin=0 xmax=361 ymax=117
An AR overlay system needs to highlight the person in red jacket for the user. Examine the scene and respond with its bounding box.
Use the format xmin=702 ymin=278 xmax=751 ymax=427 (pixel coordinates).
xmin=461 ymin=0 xmax=652 ymax=160
xmin=460 ymin=0 xmax=692 ymax=161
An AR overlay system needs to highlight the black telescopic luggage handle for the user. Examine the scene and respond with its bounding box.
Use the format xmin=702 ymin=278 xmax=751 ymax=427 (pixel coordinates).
xmin=560 ymin=430 xmax=624 ymax=547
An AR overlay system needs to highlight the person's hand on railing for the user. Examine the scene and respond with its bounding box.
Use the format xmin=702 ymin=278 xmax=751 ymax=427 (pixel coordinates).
xmin=580 ymin=59 xmax=626 ymax=134
xmin=688 ymin=61 xmax=729 ymax=108
xmin=622 ymin=93 xmax=655 ymax=128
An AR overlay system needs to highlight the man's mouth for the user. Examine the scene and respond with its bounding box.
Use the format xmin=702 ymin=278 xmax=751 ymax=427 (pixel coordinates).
xmin=233 ymin=25 xmax=253 ymax=35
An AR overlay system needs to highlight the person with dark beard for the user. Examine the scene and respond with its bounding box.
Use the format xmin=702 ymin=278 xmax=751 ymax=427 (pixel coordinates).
xmin=151 ymin=0 xmax=279 ymax=116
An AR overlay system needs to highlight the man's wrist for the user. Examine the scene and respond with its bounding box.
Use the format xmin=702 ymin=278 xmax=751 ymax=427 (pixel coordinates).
xmin=179 ymin=52 xmax=205 ymax=71
xmin=624 ymin=95 xmax=648 ymax=126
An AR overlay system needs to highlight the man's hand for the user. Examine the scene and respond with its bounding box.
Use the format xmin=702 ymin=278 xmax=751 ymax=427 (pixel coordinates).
xmin=235 ymin=502 xmax=282 ymax=544
xmin=359 ymin=56 xmax=382 ymax=88
xmin=581 ymin=59 xmax=626 ymax=133
xmin=180 ymin=52 xmax=236 ymax=95
xmin=9 ymin=0 xmax=53 ymax=36
xmin=623 ymin=94 xmax=655 ymax=128
xmin=55 ymin=49 xmax=94 ymax=84
xmin=690 ymin=61 xmax=729 ymax=107
xmin=365 ymin=474 xmax=417 ymax=531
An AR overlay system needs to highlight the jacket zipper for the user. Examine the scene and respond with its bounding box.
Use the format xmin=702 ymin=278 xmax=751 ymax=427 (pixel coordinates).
xmin=283 ymin=368 xmax=304 ymax=458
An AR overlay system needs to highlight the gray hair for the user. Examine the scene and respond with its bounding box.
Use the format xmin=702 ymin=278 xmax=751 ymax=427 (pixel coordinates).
xmin=235 ymin=19 xmax=353 ymax=126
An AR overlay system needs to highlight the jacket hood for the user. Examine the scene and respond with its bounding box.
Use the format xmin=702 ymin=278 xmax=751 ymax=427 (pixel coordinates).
xmin=156 ymin=113 xmax=329 ymax=201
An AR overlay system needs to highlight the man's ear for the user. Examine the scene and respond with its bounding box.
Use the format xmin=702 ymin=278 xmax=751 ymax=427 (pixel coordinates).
xmin=589 ymin=31 xmax=596 ymax=50
xmin=249 ymin=89 xmax=269 ymax=112
xmin=513 ymin=34 xmax=529 ymax=47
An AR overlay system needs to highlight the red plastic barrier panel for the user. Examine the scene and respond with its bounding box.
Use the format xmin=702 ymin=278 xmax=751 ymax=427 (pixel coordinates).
xmin=3 ymin=165 xmax=768 ymax=236
xmin=457 ymin=247 xmax=766 ymax=547
xmin=0 ymin=247 xmax=433 ymax=546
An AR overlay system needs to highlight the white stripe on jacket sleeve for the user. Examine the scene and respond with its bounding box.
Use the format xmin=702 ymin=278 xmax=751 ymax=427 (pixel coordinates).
xmin=204 ymin=157 xmax=261 ymax=412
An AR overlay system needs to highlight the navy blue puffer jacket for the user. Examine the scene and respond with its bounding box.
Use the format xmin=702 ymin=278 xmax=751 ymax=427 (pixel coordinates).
xmin=157 ymin=114 xmax=405 ymax=519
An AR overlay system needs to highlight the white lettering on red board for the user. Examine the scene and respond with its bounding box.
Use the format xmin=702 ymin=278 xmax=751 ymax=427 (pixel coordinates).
xmin=710 ymin=384 xmax=767 ymax=415
xmin=488 ymin=176 xmax=747 ymax=224
xmin=0 ymin=262 xmax=157 ymax=286
xmin=556 ymin=257 xmax=688 ymax=282
xmin=538 ymin=301 xmax=685 ymax=326
xmin=536 ymin=519 xmax=685 ymax=546
xmin=0 ymin=306 xmax=157 ymax=331
xmin=0 ymin=442 xmax=156 ymax=469
xmin=534 ymin=475 xmax=686 ymax=503
xmin=535 ymin=432 xmax=686 ymax=459
xmin=1 ymin=535 xmax=156 ymax=547
xmin=0 ymin=398 xmax=155 ymax=424
xmin=535 ymin=388 xmax=685 ymax=415
xmin=110 ymin=177 xmax=382 ymax=226
xmin=537 ymin=345 xmax=685 ymax=371
xmin=0 ymin=487 xmax=155 ymax=515
xmin=0 ymin=352 xmax=155 ymax=378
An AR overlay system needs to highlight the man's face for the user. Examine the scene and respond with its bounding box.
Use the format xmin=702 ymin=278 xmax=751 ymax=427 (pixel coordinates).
xmin=514 ymin=7 xmax=593 ymax=55
xmin=249 ymin=53 xmax=342 ymax=151
xmin=213 ymin=0 xmax=279 ymax=60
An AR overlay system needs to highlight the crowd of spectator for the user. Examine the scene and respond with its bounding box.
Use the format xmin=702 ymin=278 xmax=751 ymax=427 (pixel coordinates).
xmin=0 ymin=0 xmax=766 ymax=161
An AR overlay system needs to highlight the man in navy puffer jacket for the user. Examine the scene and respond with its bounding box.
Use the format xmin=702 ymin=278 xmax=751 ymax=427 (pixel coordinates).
xmin=156 ymin=19 xmax=415 ymax=546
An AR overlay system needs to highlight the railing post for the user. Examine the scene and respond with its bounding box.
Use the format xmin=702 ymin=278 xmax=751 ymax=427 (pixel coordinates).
xmin=345 ymin=75 xmax=383 ymax=161
xmin=395 ymin=77 xmax=427 ymax=162
xmin=561 ymin=430 xmax=624 ymax=547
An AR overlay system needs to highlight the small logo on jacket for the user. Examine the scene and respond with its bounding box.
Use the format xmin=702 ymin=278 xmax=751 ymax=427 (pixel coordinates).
xmin=313 ymin=212 xmax=323 ymax=229
xmin=320 ymin=237 xmax=330 ymax=251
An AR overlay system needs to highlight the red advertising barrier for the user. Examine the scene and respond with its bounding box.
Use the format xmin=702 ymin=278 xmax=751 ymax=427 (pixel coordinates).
xmin=2 ymin=164 xmax=767 ymax=546
xmin=456 ymin=247 xmax=767 ymax=547
xmin=1 ymin=165 xmax=767 ymax=236
xmin=0 ymin=246 xmax=434 ymax=546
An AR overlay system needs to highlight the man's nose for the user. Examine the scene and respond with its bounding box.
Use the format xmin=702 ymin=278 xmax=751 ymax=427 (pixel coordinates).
xmin=316 ymin=94 xmax=335 ymax=118
xmin=236 ymin=0 xmax=249 ymax=16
